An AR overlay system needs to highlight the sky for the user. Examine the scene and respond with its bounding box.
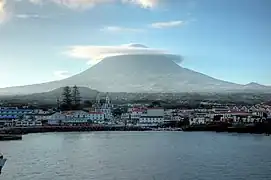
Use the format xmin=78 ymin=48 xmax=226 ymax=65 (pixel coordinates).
xmin=0 ymin=0 xmax=271 ymax=88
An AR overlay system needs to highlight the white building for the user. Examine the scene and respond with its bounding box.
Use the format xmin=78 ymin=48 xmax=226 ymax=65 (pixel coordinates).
xmin=62 ymin=110 xmax=90 ymax=124
xmin=88 ymin=112 xmax=105 ymax=124
xmin=138 ymin=108 xmax=165 ymax=127
xmin=47 ymin=112 xmax=66 ymax=125
xmin=189 ymin=112 xmax=210 ymax=125
xmin=0 ymin=107 xmax=41 ymax=127
xmin=14 ymin=119 xmax=42 ymax=127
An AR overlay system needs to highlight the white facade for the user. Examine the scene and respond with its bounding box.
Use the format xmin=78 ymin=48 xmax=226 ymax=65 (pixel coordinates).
xmin=47 ymin=112 xmax=66 ymax=125
xmin=63 ymin=110 xmax=90 ymax=124
xmin=88 ymin=112 xmax=105 ymax=124
xmin=0 ymin=107 xmax=49 ymax=127
xmin=189 ymin=117 xmax=206 ymax=125
xmin=15 ymin=119 xmax=42 ymax=127
xmin=138 ymin=108 xmax=165 ymax=126
xmin=139 ymin=116 xmax=164 ymax=127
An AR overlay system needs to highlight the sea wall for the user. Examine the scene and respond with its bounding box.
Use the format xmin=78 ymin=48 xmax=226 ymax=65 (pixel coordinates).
xmin=183 ymin=122 xmax=271 ymax=134
xmin=0 ymin=125 xmax=150 ymax=135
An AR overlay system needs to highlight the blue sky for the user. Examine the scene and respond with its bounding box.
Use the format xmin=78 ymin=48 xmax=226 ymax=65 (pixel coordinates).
xmin=0 ymin=0 xmax=270 ymax=88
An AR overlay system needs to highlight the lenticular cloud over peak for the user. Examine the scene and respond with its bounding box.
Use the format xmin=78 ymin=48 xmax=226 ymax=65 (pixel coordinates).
xmin=66 ymin=43 xmax=182 ymax=65
xmin=122 ymin=43 xmax=149 ymax=48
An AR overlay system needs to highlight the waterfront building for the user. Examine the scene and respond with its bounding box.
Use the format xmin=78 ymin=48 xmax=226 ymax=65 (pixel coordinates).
xmin=14 ymin=119 xmax=42 ymax=127
xmin=189 ymin=112 xmax=210 ymax=125
xmin=130 ymin=107 xmax=146 ymax=124
xmin=62 ymin=110 xmax=90 ymax=124
xmin=88 ymin=112 xmax=105 ymax=124
xmin=120 ymin=113 xmax=131 ymax=125
xmin=0 ymin=107 xmax=34 ymax=118
xmin=47 ymin=112 xmax=66 ymax=125
xmin=138 ymin=108 xmax=164 ymax=127
xmin=0 ymin=107 xmax=35 ymax=127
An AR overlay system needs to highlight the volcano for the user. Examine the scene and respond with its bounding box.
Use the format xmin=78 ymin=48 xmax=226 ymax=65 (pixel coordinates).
xmin=0 ymin=54 xmax=270 ymax=95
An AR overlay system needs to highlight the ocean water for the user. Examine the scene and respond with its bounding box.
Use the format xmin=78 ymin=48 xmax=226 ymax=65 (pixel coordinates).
xmin=0 ymin=131 xmax=271 ymax=180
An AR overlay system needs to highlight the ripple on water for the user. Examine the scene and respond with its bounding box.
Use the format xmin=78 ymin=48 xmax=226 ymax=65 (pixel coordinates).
xmin=0 ymin=132 xmax=271 ymax=180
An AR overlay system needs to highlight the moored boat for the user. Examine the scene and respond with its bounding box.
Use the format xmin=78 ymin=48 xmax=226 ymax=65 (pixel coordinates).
xmin=0 ymin=153 xmax=7 ymax=175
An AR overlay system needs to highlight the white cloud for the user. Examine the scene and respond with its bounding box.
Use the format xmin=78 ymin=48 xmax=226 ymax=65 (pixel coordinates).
xmin=151 ymin=20 xmax=184 ymax=28
xmin=101 ymin=26 xmax=144 ymax=33
xmin=65 ymin=43 xmax=182 ymax=65
xmin=122 ymin=0 xmax=159 ymax=8
xmin=0 ymin=0 xmax=7 ymax=23
xmin=48 ymin=0 xmax=113 ymax=10
xmin=27 ymin=0 xmax=159 ymax=9
xmin=53 ymin=70 xmax=71 ymax=79
xmin=28 ymin=0 xmax=42 ymax=4
xmin=16 ymin=13 xmax=49 ymax=19
xmin=1 ymin=0 xmax=162 ymax=24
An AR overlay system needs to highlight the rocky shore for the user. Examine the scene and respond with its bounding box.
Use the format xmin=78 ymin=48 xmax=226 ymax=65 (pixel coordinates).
xmin=182 ymin=122 xmax=271 ymax=135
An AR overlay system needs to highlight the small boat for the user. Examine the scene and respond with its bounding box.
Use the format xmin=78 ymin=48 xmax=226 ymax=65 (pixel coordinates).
xmin=0 ymin=153 xmax=7 ymax=175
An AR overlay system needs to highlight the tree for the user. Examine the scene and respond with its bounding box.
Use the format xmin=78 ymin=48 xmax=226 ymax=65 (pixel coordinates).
xmin=149 ymin=101 xmax=162 ymax=108
xmin=72 ymin=85 xmax=81 ymax=110
xmin=83 ymin=100 xmax=93 ymax=108
xmin=61 ymin=86 xmax=72 ymax=110
xmin=112 ymin=108 xmax=122 ymax=117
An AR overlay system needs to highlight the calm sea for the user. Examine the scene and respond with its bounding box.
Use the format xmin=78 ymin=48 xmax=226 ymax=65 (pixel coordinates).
xmin=1 ymin=132 xmax=271 ymax=180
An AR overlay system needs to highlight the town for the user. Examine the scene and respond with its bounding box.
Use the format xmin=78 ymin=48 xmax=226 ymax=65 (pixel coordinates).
xmin=0 ymin=86 xmax=271 ymax=136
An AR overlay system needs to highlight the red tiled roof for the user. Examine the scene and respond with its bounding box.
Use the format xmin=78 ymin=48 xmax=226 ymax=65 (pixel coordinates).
xmin=131 ymin=108 xmax=147 ymax=112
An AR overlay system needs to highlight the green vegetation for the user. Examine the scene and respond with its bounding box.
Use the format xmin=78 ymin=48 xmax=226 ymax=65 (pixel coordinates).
xmin=72 ymin=85 xmax=81 ymax=110
xmin=61 ymin=86 xmax=72 ymax=110
xmin=61 ymin=86 xmax=82 ymax=110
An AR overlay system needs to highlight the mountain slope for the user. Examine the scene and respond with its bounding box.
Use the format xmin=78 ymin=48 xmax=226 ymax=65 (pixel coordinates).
xmin=0 ymin=54 xmax=270 ymax=95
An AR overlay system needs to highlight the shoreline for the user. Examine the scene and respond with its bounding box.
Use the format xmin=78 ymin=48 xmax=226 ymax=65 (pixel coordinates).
xmin=0 ymin=125 xmax=151 ymax=136
xmin=1 ymin=123 xmax=271 ymax=141
xmin=182 ymin=122 xmax=271 ymax=135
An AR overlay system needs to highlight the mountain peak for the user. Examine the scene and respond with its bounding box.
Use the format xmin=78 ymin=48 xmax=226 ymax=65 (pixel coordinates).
xmin=245 ymin=82 xmax=264 ymax=86
xmin=123 ymin=44 xmax=149 ymax=48
xmin=0 ymin=54 xmax=270 ymax=95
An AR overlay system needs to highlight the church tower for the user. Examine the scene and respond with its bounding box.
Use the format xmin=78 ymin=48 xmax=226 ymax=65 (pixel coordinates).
xmin=96 ymin=93 xmax=101 ymax=106
xmin=105 ymin=92 xmax=111 ymax=105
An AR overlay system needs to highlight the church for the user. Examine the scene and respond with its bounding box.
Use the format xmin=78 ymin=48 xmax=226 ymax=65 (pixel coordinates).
xmin=93 ymin=93 xmax=113 ymax=121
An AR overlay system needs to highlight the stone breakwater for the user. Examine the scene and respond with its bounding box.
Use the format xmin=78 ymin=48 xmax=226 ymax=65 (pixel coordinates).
xmin=0 ymin=125 xmax=150 ymax=135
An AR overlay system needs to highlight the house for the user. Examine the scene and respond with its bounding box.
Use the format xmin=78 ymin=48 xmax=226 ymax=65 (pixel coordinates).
xmin=240 ymin=106 xmax=249 ymax=112
xmin=47 ymin=112 xmax=66 ymax=125
xmin=62 ymin=110 xmax=90 ymax=124
xmin=130 ymin=108 xmax=146 ymax=124
xmin=0 ymin=107 xmax=34 ymax=119
xmin=88 ymin=112 xmax=105 ymax=124
xmin=189 ymin=112 xmax=210 ymax=125
xmin=0 ymin=107 xmax=36 ymax=127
